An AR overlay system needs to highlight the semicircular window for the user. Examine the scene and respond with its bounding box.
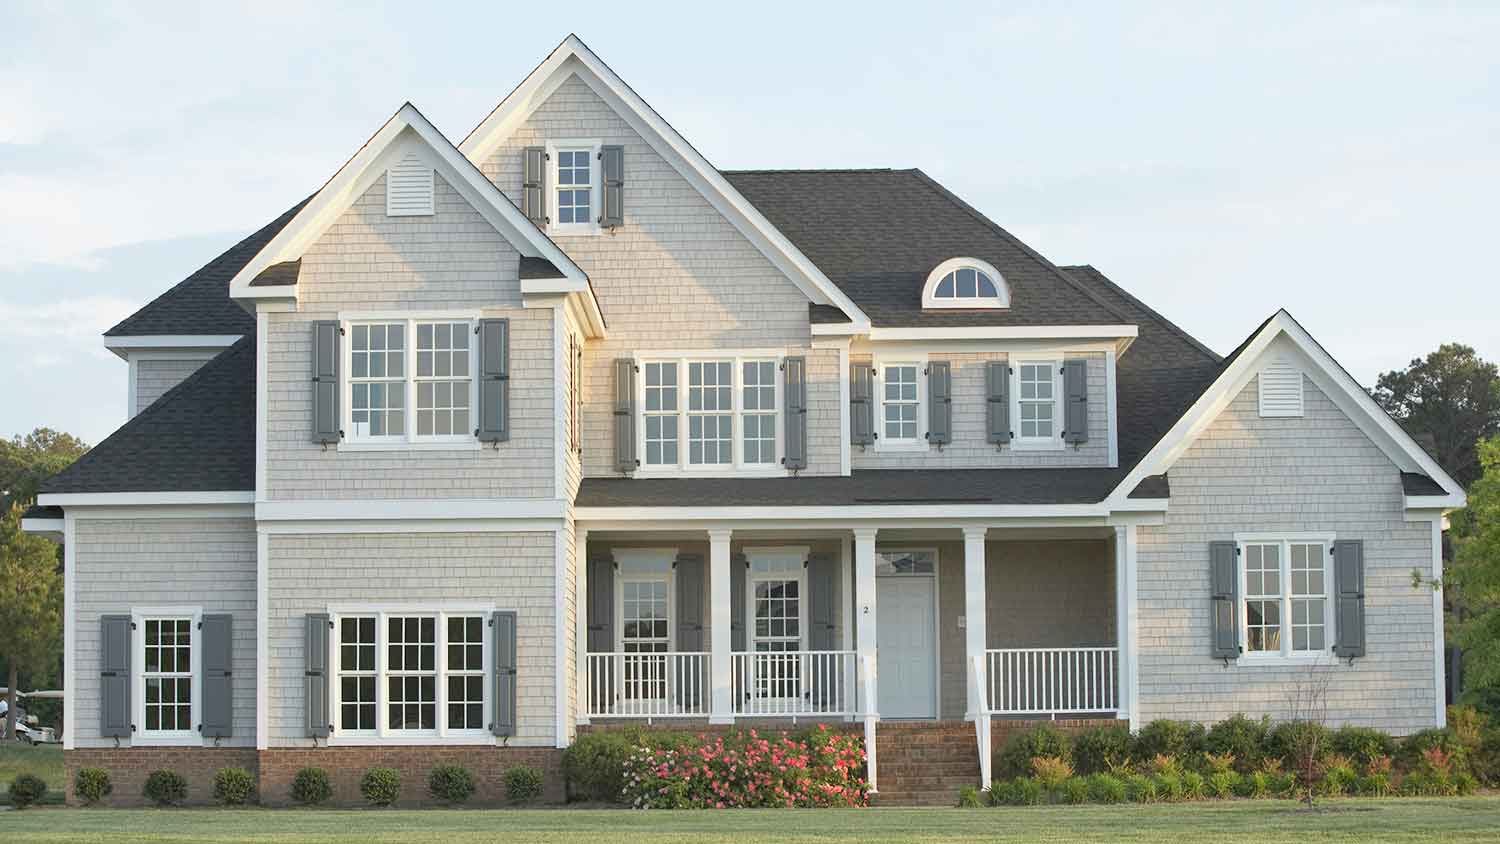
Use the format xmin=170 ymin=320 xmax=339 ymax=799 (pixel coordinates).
xmin=923 ymin=258 xmax=1008 ymax=309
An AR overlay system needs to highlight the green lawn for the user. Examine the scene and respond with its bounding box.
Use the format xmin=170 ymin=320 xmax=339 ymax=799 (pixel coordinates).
xmin=3 ymin=798 xmax=1499 ymax=843
xmin=0 ymin=742 xmax=63 ymax=803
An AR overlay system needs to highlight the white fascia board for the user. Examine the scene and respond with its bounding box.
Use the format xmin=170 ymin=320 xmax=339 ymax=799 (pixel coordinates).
xmin=255 ymin=498 xmax=567 ymax=522
xmin=457 ymin=36 xmax=869 ymax=328
xmin=835 ymin=324 xmax=1139 ymax=342
xmin=38 ymin=491 xmax=256 ymax=507
xmin=20 ymin=518 xmax=64 ymax=536
xmin=1405 ymin=494 xmax=1467 ymax=512
xmin=103 ymin=334 xmax=243 ymax=360
xmin=523 ymin=287 xmax=607 ymax=339
xmin=576 ymin=503 xmax=1117 ymax=522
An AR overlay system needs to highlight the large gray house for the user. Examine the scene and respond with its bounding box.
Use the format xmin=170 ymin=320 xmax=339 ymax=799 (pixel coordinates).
xmin=23 ymin=35 xmax=1464 ymax=805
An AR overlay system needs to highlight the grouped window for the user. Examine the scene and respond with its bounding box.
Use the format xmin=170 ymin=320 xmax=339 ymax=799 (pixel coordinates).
xmin=333 ymin=609 xmax=490 ymax=738
xmin=1239 ymin=538 xmax=1332 ymax=659
xmin=637 ymin=356 xmax=782 ymax=474
xmin=346 ymin=318 xmax=475 ymax=445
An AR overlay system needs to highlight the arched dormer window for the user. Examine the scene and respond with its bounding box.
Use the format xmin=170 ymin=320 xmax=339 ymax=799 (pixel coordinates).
xmin=922 ymin=258 xmax=1009 ymax=309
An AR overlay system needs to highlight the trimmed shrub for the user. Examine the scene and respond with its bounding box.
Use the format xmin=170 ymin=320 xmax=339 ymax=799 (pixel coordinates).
xmin=143 ymin=770 xmax=188 ymax=807
xmin=1072 ymin=724 xmax=1133 ymax=775
xmin=956 ymin=784 xmax=983 ymax=808
xmin=997 ymin=724 xmax=1071 ymax=779
xmin=360 ymin=767 xmax=401 ymax=807
xmin=1202 ymin=714 xmax=1268 ymax=773
xmin=1133 ymin=720 xmax=1205 ymax=763
xmin=8 ymin=773 xmax=47 ymax=809
xmin=1330 ymin=726 xmax=1397 ymax=768
xmin=1030 ymin=755 xmax=1073 ymax=791
xmin=1399 ymin=728 xmax=1467 ymax=774
xmin=428 ymin=764 xmax=476 ymax=805
xmin=1061 ymin=776 xmax=1090 ymax=804
xmin=212 ymin=767 xmax=255 ymax=806
xmin=1265 ymin=721 xmax=1330 ymax=773
xmin=1087 ymin=772 xmax=1126 ymax=804
xmin=504 ymin=765 xmax=545 ymax=804
xmin=619 ymin=726 xmax=867 ymax=809
xmin=1473 ymin=728 xmax=1500 ymax=786
xmin=75 ymin=767 xmax=113 ymax=805
xmin=563 ymin=729 xmax=638 ymax=801
xmin=1206 ymin=770 xmax=1240 ymax=799
xmin=290 ymin=767 xmax=332 ymax=806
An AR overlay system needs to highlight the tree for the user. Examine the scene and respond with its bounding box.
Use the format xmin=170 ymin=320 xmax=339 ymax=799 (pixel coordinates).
xmin=1372 ymin=344 xmax=1500 ymax=489
xmin=0 ymin=503 xmax=62 ymax=739
xmin=1450 ymin=437 xmax=1500 ymax=711
xmin=0 ymin=428 xmax=89 ymax=511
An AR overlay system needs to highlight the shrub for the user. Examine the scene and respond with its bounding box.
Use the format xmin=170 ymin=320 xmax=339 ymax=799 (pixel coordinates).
xmin=1072 ymin=724 xmax=1133 ymax=775
xmin=1238 ymin=771 xmax=1270 ymax=799
xmin=1201 ymin=751 xmax=1236 ymax=775
xmin=1123 ymin=772 xmax=1158 ymax=803
xmin=1319 ymin=755 xmax=1356 ymax=796
xmin=1473 ymin=728 xmax=1500 ymax=786
xmin=997 ymin=724 xmax=1071 ymax=779
xmin=1014 ymin=777 xmax=1043 ymax=806
xmin=1202 ymin=714 xmax=1268 ymax=773
xmin=1454 ymin=771 xmax=1478 ymax=795
xmin=1399 ymin=728 xmax=1467 ymax=775
xmin=1061 ymin=777 xmax=1090 ymax=804
xmin=1356 ymin=772 xmax=1391 ymax=797
xmin=987 ymin=778 xmax=1016 ymax=806
xmin=1206 ymin=770 xmax=1239 ymax=799
xmin=1146 ymin=753 xmax=1183 ymax=778
xmin=8 ymin=773 xmax=47 ymax=808
xmin=956 ymin=784 xmax=983 ymax=808
xmin=212 ymin=767 xmax=255 ymax=806
xmin=1448 ymin=705 xmax=1489 ymax=748
xmin=619 ymin=726 xmax=868 ymax=809
xmin=1154 ymin=771 xmax=1184 ymax=802
xmin=1265 ymin=720 xmax=1330 ymax=767
xmin=428 ymin=765 xmax=476 ymax=805
xmin=360 ymin=767 xmax=401 ymax=807
xmin=1270 ymin=771 xmax=1298 ymax=798
xmin=75 ymin=767 xmax=113 ymax=805
xmin=1330 ymin=726 xmax=1397 ymax=768
xmin=1030 ymin=755 xmax=1073 ymax=791
xmin=504 ymin=766 xmax=544 ymax=803
xmin=1087 ymin=772 xmax=1126 ymax=804
xmin=143 ymin=770 xmax=187 ymax=807
xmin=564 ymin=729 xmax=639 ymax=802
xmin=1182 ymin=770 xmax=1206 ymax=800
xmin=290 ymin=767 xmax=332 ymax=806
xmin=1133 ymin=720 xmax=1204 ymax=763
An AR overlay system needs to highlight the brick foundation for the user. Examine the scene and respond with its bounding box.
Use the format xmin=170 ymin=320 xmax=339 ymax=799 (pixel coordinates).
xmin=64 ymin=746 xmax=564 ymax=807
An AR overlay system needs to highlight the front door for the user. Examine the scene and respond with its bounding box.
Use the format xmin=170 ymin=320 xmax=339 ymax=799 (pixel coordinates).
xmin=876 ymin=575 xmax=937 ymax=718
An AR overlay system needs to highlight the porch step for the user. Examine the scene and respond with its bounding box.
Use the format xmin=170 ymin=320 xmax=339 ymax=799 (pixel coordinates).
xmin=873 ymin=720 xmax=982 ymax=806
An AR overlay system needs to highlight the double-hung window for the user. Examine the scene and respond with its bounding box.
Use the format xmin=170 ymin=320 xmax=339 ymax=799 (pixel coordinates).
xmin=546 ymin=140 xmax=601 ymax=234
xmin=637 ymin=354 xmax=782 ymax=474
xmin=687 ymin=361 xmax=733 ymax=466
xmin=875 ymin=360 xmax=923 ymax=449
xmin=1238 ymin=536 xmax=1333 ymax=660
xmin=741 ymin=361 xmax=778 ymax=465
xmin=344 ymin=315 xmax=477 ymax=448
xmin=140 ymin=616 xmax=194 ymax=739
xmin=1012 ymin=359 xmax=1062 ymax=448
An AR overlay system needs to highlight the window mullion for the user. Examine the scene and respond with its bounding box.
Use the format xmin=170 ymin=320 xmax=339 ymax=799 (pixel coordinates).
xmin=677 ymin=361 xmax=687 ymax=471
xmin=376 ymin=612 xmax=388 ymax=738
xmin=1281 ymin=541 xmax=1293 ymax=658
xmin=732 ymin=356 xmax=743 ymax=470
xmin=437 ymin=612 xmax=448 ymax=737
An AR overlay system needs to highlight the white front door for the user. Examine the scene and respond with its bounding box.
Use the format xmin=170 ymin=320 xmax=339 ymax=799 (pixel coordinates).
xmin=876 ymin=575 xmax=937 ymax=718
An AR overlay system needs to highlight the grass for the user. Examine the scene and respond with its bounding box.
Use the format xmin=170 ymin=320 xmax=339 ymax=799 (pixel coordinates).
xmin=0 ymin=742 xmax=64 ymax=804
xmin=2 ymin=798 xmax=1499 ymax=843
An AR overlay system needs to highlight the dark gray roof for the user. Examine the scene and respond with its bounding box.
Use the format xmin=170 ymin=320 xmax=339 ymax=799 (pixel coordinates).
xmin=42 ymin=338 xmax=255 ymax=493
xmin=22 ymin=504 xmax=62 ymax=521
xmin=106 ymin=199 xmax=309 ymax=336
xmin=249 ymin=259 xmax=300 ymax=287
xmin=1401 ymin=472 xmax=1447 ymax=497
xmin=723 ymin=169 xmax=1132 ymax=328
xmin=519 ymin=256 xmax=565 ymax=279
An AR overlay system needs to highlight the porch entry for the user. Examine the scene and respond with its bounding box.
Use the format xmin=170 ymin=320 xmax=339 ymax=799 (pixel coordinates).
xmin=875 ymin=550 xmax=938 ymax=719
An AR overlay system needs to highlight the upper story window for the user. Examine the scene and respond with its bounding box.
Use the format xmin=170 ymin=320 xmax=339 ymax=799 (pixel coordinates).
xmin=345 ymin=316 xmax=476 ymax=448
xmin=873 ymin=358 xmax=925 ymax=451
xmin=637 ymin=354 xmax=783 ymax=475
xmin=546 ymin=140 xmax=602 ymax=235
xmin=922 ymin=257 xmax=1009 ymax=310
xmin=1011 ymin=358 xmax=1063 ymax=450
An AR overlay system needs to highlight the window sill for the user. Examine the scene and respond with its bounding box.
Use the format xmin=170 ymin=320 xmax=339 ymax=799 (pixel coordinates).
xmin=132 ymin=733 xmax=204 ymax=747
xmin=547 ymin=223 xmax=601 ymax=237
xmin=338 ymin=440 xmax=483 ymax=453
xmin=1009 ymin=438 xmax=1066 ymax=452
xmin=327 ymin=733 xmax=499 ymax=747
xmin=633 ymin=466 xmax=789 ymax=479
xmin=1235 ymin=652 xmax=1337 ymax=667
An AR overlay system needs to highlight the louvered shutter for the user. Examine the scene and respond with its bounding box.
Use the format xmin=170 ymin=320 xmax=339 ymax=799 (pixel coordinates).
xmin=311 ymin=321 xmax=340 ymax=444
xmin=586 ymin=554 xmax=615 ymax=714
xmin=675 ymin=553 xmax=705 ymax=710
xmin=927 ymin=361 xmax=952 ymax=446
xmin=1210 ymin=542 xmax=1239 ymax=660
xmin=200 ymin=614 xmax=233 ymax=738
xmin=730 ymin=553 xmax=747 ymax=652
xmin=986 ymin=361 xmax=1011 ymax=444
xmin=850 ymin=363 xmax=874 ymax=445
xmin=99 ymin=615 xmax=132 ymax=738
xmin=783 ymin=356 xmax=807 ymax=470
xmin=477 ymin=319 xmax=510 ymax=442
xmin=305 ymin=614 xmax=330 ymax=737
xmin=492 ymin=610 xmax=517 ymax=737
xmin=807 ymin=553 xmax=836 ymax=651
xmin=1333 ymin=540 xmax=1366 ymax=658
xmin=1063 ymin=358 xmax=1089 ymax=444
xmin=613 ymin=359 xmax=636 ymax=473
xmin=600 ymin=145 xmax=624 ymax=228
xmin=522 ymin=146 xmax=547 ymax=226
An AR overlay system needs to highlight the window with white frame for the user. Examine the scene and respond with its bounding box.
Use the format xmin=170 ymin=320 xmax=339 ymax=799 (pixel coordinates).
xmin=879 ymin=363 xmax=921 ymax=444
xmin=745 ymin=549 xmax=807 ymax=701
xmin=921 ymin=257 xmax=1009 ymax=310
xmin=615 ymin=550 xmax=673 ymax=703
xmin=1014 ymin=360 xmax=1061 ymax=444
xmin=345 ymin=317 xmax=477 ymax=445
xmin=140 ymin=616 xmax=194 ymax=736
xmin=547 ymin=141 xmax=601 ymax=233
xmin=637 ymin=355 xmax=782 ymax=473
xmin=333 ymin=608 xmax=490 ymax=739
xmin=1239 ymin=537 xmax=1332 ymax=659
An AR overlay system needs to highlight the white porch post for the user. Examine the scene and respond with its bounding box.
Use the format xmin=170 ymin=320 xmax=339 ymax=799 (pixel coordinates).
xmin=1114 ymin=524 xmax=1141 ymax=729
xmin=853 ymin=527 xmax=879 ymax=791
xmin=709 ymin=528 xmax=734 ymax=724
xmin=963 ymin=526 xmax=992 ymax=789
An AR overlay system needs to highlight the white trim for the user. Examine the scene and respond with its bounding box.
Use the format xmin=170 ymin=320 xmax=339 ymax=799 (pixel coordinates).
xmin=256 ymin=309 xmax=268 ymax=500
xmin=255 ymin=498 xmax=566 ymax=522
xmin=49 ymin=505 xmax=252 ymax=521
xmin=127 ymin=356 xmax=137 ymax=417
xmin=553 ymin=306 xmax=569 ymax=503
xmin=921 ymin=257 xmax=1009 ymax=310
xmin=1234 ymin=535 xmax=1337 ymax=665
xmin=104 ymin=334 xmax=242 ymax=360
xmin=340 ymin=316 xmax=479 ymax=449
xmin=255 ymin=529 xmax=269 ymax=750
xmin=20 ymin=518 xmax=63 ymax=535
xmin=818 ymin=324 xmax=1139 ymax=341
xmin=1406 ymin=493 xmax=1468 ymax=510
xmin=872 ymin=354 xmax=927 ymax=452
xmin=62 ymin=513 xmax=76 ymax=750
xmin=38 ymin=491 xmax=255 ymax=507
xmin=132 ymin=607 xmax=203 ymax=747
xmin=837 ymin=340 xmax=852 ymax=476
xmin=574 ymin=527 xmax=590 ymax=727
xmin=258 ymin=518 xmax=562 ymax=535
xmin=1105 ymin=311 xmax=1467 ymax=509
xmin=578 ymin=504 xmax=1146 ymax=523
xmin=1009 ymin=357 xmax=1065 ymax=451
xmin=554 ymin=526 xmax=569 ymax=748
xmin=457 ymin=37 xmax=870 ymax=330
xmin=1431 ymin=516 xmax=1447 ymax=728
xmin=1105 ymin=349 xmax=1119 ymax=468
xmin=872 ymin=546 xmax=941 ymax=719
xmin=633 ymin=352 xmax=788 ymax=477
xmin=545 ymin=138 xmax=602 ymax=236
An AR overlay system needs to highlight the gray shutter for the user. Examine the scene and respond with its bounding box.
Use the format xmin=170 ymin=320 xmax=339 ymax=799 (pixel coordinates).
xmin=850 ymin=362 xmax=874 ymax=445
xmin=675 ymin=553 xmax=705 ymax=710
xmin=1063 ymin=358 xmax=1089 ymax=444
xmin=783 ymin=356 xmax=808 ymax=470
xmin=477 ymin=319 xmax=509 ymax=442
xmin=986 ymin=361 xmax=1011 ymax=444
xmin=807 ymin=553 xmax=836 ymax=651
xmin=99 ymin=615 xmax=131 ymax=738
xmin=305 ymin=614 xmax=330 ymax=737
xmin=492 ymin=610 xmax=518 ymax=736
xmin=730 ymin=552 xmax=747 ymax=652
xmin=600 ymin=145 xmax=624 ymax=228
xmin=585 ymin=554 xmax=614 ymax=715
xmin=311 ymin=321 xmax=339 ymax=445
xmin=522 ymin=146 xmax=546 ymax=226
xmin=613 ymin=359 xmax=636 ymax=473
xmin=1210 ymin=542 xmax=1239 ymax=660
xmin=927 ymin=361 xmax=952 ymax=446
xmin=1333 ymin=540 xmax=1366 ymax=658
xmin=200 ymin=614 xmax=233 ymax=738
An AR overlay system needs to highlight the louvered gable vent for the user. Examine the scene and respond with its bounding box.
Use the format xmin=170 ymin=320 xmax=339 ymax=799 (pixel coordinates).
xmin=386 ymin=151 xmax=434 ymax=216
xmin=1258 ymin=357 xmax=1304 ymax=417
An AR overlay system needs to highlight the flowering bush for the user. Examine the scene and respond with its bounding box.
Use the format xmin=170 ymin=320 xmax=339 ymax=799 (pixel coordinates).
xmin=620 ymin=725 xmax=867 ymax=809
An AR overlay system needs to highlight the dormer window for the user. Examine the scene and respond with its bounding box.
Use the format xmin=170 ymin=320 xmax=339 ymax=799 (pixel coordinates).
xmin=921 ymin=258 xmax=1009 ymax=310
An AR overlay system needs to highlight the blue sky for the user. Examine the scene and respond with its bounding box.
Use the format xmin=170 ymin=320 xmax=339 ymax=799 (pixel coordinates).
xmin=1 ymin=2 xmax=1495 ymax=445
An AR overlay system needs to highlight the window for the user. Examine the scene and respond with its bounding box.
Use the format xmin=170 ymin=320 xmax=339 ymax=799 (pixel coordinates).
xmin=614 ymin=549 xmax=674 ymax=703
xmin=921 ymin=257 xmax=1009 ymax=309
xmin=141 ymin=617 xmax=193 ymax=736
xmin=344 ymin=316 xmax=477 ymax=447
xmin=1009 ymin=359 xmax=1062 ymax=449
xmin=1238 ymin=537 xmax=1333 ymax=660
xmin=332 ymin=607 xmax=491 ymax=741
xmin=745 ymin=549 xmax=807 ymax=701
xmin=546 ymin=140 xmax=601 ymax=234
xmin=876 ymin=549 xmax=937 ymax=576
xmin=877 ymin=361 xmax=922 ymax=448
xmin=637 ymin=354 xmax=782 ymax=474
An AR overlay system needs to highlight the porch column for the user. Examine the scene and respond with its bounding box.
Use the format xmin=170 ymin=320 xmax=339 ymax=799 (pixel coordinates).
xmin=1114 ymin=524 xmax=1141 ymax=729
xmin=709 ymin=528 xmax=734 ymax=724
xmin=962 ymin=527 xmax=989 ymax=717
xmin=853 ymin=527 xmax=879 ymax=792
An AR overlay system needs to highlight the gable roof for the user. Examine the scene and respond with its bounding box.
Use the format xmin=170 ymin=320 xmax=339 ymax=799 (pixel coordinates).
xmin=723 ymin=169 xmax=1134 ymax=329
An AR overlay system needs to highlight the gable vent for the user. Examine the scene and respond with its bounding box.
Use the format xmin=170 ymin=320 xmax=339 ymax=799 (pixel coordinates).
xmin=1258 ymin=358 xmax=1304 ymax=417
xmin=386 ymin=151 xmax=434 ymax=217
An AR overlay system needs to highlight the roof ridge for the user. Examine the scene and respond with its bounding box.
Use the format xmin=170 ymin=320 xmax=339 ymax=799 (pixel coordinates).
xmin=1059 ymin=264 xmax=1221 ymax=364
xmin=720 ymin=167 xmax=905 ymax=175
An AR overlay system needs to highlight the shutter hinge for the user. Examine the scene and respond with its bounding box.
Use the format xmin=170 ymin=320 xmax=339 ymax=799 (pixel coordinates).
xmin=130 ymin=621 xmax=137 ymax=630
xmin=1235 ymin=547 xmax=1241 ymax=556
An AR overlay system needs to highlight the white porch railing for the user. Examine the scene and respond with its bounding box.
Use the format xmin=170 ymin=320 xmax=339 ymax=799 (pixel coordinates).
xmin=584 ymin=652 xmax=710 ymax=718
xmin=985 ymin=647 xmax=1119 ymax=715
xmin=732 ymin=650 xmax=858 ymax=717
